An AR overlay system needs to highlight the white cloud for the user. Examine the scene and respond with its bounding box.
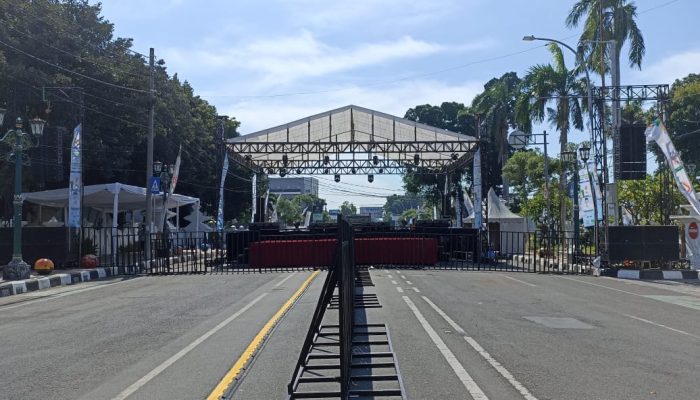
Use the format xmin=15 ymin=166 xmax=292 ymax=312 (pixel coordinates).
xmin=628 ymin=49 xmax=700 ymax=85
xmin=281 ymin=0 xmax=478 ymax=32
xmin=161 ymin=31 xmax=493 ymax=88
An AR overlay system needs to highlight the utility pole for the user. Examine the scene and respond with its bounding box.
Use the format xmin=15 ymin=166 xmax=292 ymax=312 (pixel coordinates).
xmin=145 ymin=48 xmax=155 ymax=262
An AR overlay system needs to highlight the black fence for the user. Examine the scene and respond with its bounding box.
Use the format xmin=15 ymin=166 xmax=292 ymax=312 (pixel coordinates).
xmin=8 ymin=223 xmax=687 ymax=274
xmin=221 ymin=227 xmax=592 ymax=274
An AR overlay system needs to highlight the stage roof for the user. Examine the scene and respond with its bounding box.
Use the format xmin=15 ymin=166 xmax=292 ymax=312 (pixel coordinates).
xmin=227 ymin=105 xmax=478 ymax=175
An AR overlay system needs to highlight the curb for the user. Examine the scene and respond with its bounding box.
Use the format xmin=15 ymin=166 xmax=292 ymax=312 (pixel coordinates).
xmin=0 ymin=266 xmax=140 ymax=298
xmin=510 ymin=254 xmax=590 ymax=274
xmin=615 ymin=269 xmax=700 ymax=280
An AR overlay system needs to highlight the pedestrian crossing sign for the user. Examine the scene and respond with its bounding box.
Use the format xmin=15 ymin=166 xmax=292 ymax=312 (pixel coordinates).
xmin=150 ymin=176 xmax=161 ymax=194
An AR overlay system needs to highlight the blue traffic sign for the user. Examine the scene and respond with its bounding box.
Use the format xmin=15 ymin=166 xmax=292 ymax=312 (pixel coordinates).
xmin=149 ymin=176 xmax=161 ymax=194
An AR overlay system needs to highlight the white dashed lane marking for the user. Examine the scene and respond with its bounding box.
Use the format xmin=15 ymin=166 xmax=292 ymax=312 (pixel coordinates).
xmin=412 ymin=287 xmax=421 ymax=293
xmin=402 ymin=296 xmax=489 ymax=400
xmin=422 ymin=296 xmax=539 ymax=400
xmin=396 ymin=287 xmax=404 ymax=293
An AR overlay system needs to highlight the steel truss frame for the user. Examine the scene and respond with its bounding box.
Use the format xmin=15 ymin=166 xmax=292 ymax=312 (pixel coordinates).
xmin=590 ymin=84 xmax=670 ymax=263
xmin=228 ymin=140 xmax=478 ymax=175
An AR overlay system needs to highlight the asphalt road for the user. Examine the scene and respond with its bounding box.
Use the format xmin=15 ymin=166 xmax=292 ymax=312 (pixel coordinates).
xmin=2 ymin=270 xmax=698 ymax=400
xmin=370 ymin=270 xmax=700 ymax=400
xmin=0 ymin=271 xmax=318 ymax=400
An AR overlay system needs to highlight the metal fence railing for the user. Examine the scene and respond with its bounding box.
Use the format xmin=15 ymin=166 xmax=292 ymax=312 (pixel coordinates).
xmin=59 ymin=227 xmax=594 ymax=275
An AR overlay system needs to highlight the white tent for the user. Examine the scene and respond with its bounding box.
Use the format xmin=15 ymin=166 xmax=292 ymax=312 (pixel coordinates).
xmin=21 ymin=183 xmax=202 ymax=263
xmin=466 ymin=188 xmax=535 ymax=254
xmin=22 ymin=182 xmax=198 ymax=212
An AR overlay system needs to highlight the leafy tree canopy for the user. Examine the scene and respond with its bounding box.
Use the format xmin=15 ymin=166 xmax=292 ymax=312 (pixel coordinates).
xmin=0 ymin=0 xmax=250 ymax=221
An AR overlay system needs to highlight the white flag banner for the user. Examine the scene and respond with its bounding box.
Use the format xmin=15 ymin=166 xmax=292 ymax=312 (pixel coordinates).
xmin=646 ymin=121 xmax=700 ymax=216
xmin=67 ymin=124 xmax=82 ymax=228
xmin=579 ymin=162 xmax=603 ymax=228
xmin=161 ymin=146 xmax=182 ymax=229
xmin=169 ymin=145 xmax=181 ymax=195
xmin=251 ymin=173 xmax=257 ymax=223
xmin=473 ymin=149 xmax=482 ymax=229
xmin=216 ymin=153 xmax=229 ymax=231
xmin=463 ymin=189 xmax=474 ymax=217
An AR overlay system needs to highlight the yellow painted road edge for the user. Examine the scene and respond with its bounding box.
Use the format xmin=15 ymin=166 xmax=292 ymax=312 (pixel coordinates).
xmin=207 ymin=270 xmax=320 ymax=400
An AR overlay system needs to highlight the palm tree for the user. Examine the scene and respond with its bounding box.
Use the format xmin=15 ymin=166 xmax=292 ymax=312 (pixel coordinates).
xmin=472 ymin=72 xmax=524 ymax=198
xmin=566 ymin=0 xmax=645 ymax=79
xmin=517 ymin=43 xmax=586 ymax=234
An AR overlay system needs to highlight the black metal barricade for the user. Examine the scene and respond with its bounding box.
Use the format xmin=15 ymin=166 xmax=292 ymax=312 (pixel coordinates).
xmin=287 ymin=216 xmax=405 ymax=399
xmin=337 ymin=216 xmax=354 ymax=396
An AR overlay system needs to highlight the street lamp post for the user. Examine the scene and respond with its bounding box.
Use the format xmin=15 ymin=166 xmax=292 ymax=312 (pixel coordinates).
xmin=1 ymin=113 xmax=46 ymax=280
xmin=523 ymin=34 xmax=601 ymax=259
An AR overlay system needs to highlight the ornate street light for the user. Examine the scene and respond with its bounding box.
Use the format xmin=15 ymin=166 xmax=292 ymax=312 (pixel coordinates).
xmin=579 ymin=145 xmax=590 ymax=163
xmin=2 ymin=116 xmax=46 ymax=280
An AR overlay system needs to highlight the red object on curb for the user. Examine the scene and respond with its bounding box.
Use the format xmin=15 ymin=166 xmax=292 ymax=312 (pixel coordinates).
xmin=80 ymin=254 xmax=99 ymax=268
xmin=689 ymin=222 xmax=698 ymax=240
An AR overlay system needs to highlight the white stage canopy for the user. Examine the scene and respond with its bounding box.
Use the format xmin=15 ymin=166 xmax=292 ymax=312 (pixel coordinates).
xmin=227 ymin=105 xmax=478 ymax=175
xmin=22 ymin=182 xmax=198 ymax=211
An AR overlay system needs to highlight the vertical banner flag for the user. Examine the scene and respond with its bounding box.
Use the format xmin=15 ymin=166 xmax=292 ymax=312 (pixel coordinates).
xmin=169 ymin=145 xmax=181 ymax=195
xmin=67 ymin=124 xmax=82 ymax=228
xmin=161 ymin=146 xmax=182 ymax=229
xmin=251 ymin=173 xmax=257 ymax=223
xmin=463 ymin=189 xmax=475 ymax=217
xmin=646 ymin=120 xmax=700 ymax=216
xmin=473 ymin=149 xmax=483 ymax=229
xmin=579 ymin=166 xmax=594 ymax=227
xmin=216 ymin=153 xmax=229 ymax=230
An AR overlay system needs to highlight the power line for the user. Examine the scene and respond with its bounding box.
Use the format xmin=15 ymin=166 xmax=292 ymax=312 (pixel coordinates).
xmin=0 ymin=18 xmax=147 ymax=82
xmin=5 ymin=5 xmax=149 ymax=59
xmin=0 ymin=38 xmax=150 ymax=94
xmin=8 ymin=75 xmax=149 ymax=129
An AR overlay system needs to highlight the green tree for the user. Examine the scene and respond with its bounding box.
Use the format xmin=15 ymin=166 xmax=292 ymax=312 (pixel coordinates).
xmin=666 ymin=74 xmax=700 ymax=166
xmin=340 ymin=201 xmax=356 ymax=216
xmin=502 ymin=150 xmax=559 ymax=213
xmin=472 ymin=72 xmax=526 ymax=197
xmin=566 ymin=0 xmax=645 ymax=77
xmin=292 ymin=194 xmax=326 ymax=214
xmin=517 ymin=43 xmax=585 ymax=232
xmin=275 ymin=197 xmax=302 ymax=226
xmin=0 ymin=0 xmax=251 ymax=222
xmin=403 ymin=102 xmax=476 ymax=210
xmin=618 ymin=173 xmax=682 ymax=225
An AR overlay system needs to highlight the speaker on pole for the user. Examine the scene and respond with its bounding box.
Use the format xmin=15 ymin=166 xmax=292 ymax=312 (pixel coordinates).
xmin=616 ymin=124 xmax=647 ymax=180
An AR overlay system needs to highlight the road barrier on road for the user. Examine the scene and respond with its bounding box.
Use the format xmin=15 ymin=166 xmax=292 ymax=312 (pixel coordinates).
xmin=287 ymin=216 xmax=406 ymax=399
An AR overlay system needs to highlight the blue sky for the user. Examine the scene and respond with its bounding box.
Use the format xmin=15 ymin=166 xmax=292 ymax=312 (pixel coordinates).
xmin=96 ymin=0 xmax=697 ymax=208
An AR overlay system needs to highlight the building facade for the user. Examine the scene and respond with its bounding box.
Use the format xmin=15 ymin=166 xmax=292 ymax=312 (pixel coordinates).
xmin=268 ymin=177 xmax=319 ymax=199
xmin=359 ymin=206 xmax=384 ymax=221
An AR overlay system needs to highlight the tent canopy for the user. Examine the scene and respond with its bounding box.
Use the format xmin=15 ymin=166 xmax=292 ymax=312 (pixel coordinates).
xmin=227 ymin=105 xmax=478 ymax=175
xmin=22 ymin=183 xmax=199 ymax=211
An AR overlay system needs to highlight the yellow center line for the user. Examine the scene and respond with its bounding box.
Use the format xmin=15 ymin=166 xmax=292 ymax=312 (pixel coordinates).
xmin=207 ymin=270 xmax=320 ymax=400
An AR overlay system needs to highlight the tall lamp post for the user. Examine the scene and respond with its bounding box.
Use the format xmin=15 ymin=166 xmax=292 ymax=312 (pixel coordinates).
xmin=523 ymin=34 xmax=600 ymax=258
xmin=0 ymin=111 xmax=46 ymax=280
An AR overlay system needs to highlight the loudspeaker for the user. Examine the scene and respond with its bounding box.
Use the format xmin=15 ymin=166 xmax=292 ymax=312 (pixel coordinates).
xmin=608 ymin=226 xmax=679 ymax=263
xmin=616 ymin=124 xmax=647 ymax=180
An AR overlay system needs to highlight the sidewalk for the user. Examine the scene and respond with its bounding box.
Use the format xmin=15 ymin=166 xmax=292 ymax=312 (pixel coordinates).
xmin=0 ymin=249 xmax=224 ymax=298
xmin=0 ymin=266 xmax=139 ymax=297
